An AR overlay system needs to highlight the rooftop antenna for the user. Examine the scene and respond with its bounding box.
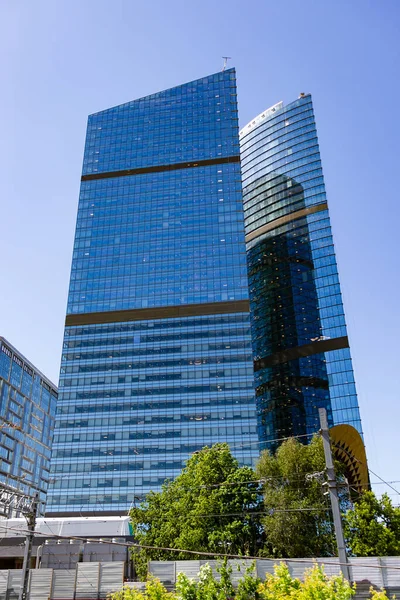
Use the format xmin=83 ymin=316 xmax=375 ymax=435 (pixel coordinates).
xmin=222 ymin=57 xmax=232 ymax=71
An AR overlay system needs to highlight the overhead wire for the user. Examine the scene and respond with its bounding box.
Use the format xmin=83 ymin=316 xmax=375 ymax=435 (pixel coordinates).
xmin=1 ymin=521 xmax=400 ymax=573
xmin=136 ymin=508 xmax=333 ymax=518
xmin=367 ymin=468 xmax=400 ymax=496
xmin=215 ymin=432 xmax=315 ymax=448
xmin=41 ymin=433 xmax=400 ymax=575
xmin=91 ymin=432 xmax=316 ymax=458
xmin=131 ymin=477 xmax=323 ymax=493
xmin=331 ymin=441 xmax=400 ymax=496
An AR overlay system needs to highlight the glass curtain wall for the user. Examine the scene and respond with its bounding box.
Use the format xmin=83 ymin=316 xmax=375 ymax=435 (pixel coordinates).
xmin=0 ymin=337 xmax=57 ymax=514
xmin=47 ymin=70 xmax=259 ymax=515
xmin=240 ymin=96 xmax=362 ymax=450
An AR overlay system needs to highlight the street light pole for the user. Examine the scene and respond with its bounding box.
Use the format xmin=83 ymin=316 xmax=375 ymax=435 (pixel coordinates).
xmin=318 ymin=408 xmax=351 ymax=582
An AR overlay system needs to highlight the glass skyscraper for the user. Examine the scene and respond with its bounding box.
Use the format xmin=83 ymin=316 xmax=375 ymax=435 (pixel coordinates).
xmin=0 ymin=337 xmax=57 ymax=515
xmin=47 ymin=69 xmax=259 ymax=515
xmin=240 ymin=95 xmax=362 ymax=449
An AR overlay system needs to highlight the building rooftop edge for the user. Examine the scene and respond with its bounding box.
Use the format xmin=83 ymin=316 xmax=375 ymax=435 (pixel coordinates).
xmin=239 ymin=93 xmax=311 ymax=138
xmin=88 ymin=68 xmax=236 ymax=118
xmin=0 ymin=336 xmax=58 ymax=391
xmin=239 ymin=101 xmax=284 ymax=138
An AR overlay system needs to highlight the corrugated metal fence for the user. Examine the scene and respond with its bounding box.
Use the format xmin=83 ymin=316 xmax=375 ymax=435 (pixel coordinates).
xmin=0 ymin=558 xmax=399 ymax=599
xmin=149 ymin=557 xmax=400 ymax=592
xmin=0 ymin=562 xmax=124 ymax=600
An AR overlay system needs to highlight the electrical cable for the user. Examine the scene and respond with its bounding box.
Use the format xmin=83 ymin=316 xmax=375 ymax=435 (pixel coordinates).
xmin=368 ymin=468 xmax=400 ymax=496
xmin=128 ymin=471 xmax=339 ymax=494
xmin=331 ymin=441 xmax=400 ymax=496
xmin=144 ymin=508 xmax=333 ymax=517
xmin=0 ymin=522 xmax=400 ymax=573
xmin=53 ymin=432 xmax=315 ymax=456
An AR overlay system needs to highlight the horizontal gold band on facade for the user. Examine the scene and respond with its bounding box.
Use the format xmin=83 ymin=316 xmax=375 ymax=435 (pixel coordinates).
xmin=81 ymin=155 xmax=241 ymax=181
xmin=245 ymin=202 xmax=328 ymax=243
xmin=65 ymin=299 xmax=251 ymax=327
xmin=253 ymin=335 xmax=349 ymax=372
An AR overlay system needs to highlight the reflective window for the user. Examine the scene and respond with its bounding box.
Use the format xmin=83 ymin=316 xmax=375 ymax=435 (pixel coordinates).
xmin=0 ymin=340 xmax=57 ymax=513
xmin=48 ymin=69 xmax=259 ymax=514
xmin=240 ymin=95 xmax=362 ymax=448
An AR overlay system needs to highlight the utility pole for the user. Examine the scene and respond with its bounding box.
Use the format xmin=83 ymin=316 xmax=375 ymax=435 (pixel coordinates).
xmin=18 ymin=492 xmax=39 ymax=600
xmin=318 ymin=408 xmax=351 ymax=582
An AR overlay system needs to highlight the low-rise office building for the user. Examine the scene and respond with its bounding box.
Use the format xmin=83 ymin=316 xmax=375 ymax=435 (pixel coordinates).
xmin=0 ymin=337 xmax=57 ymax=516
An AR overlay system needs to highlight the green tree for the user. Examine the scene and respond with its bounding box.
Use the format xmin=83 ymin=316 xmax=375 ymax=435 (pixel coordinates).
xmin=256 ymin=436 xmax=343 ymax=558
xmin=344 ymin=491 xmax=400 ymax=556
xmin=130 ymin=444 xmax=263 ymax=579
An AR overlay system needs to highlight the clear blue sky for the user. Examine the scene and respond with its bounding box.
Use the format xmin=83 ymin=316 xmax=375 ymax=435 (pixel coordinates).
xmin=1 ymin=0 xmax=399 ymax=501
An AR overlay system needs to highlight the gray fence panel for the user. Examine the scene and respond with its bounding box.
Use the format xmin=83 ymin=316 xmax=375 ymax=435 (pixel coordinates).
xmin=7 ymin=571 xmax=22 ymax=600
xmin=51 ymin=569 xmax=76 ymax=600
xmin=255 ymin=559 xmax=276 ymax=579
xmin=350 ymin=557 xmax=382 ymax=587
xmin=0 ymin=572 xmax=8 ymax=600
xmin=315 ymin=558 xmax=340 ymax=577
xmin=124 ymin=582 xmax=145 ymax=591
xmin=227 ymin=560 xmax=256 ymax=585
xmin=174 ymin=560 xmax=199 ymax=581
xmin=29 ymin=569 xmax=53 ymax=600
xmin=286 ymin=560 xmax=311 ymax=580
xmin=75 ymin=563 xmax=100 ymax=599
xmin=152 ymin=557 xmax=400 ymax=588
xmin=380 ymin=557 xmax=400 ymax=588
xmin=0 ymin=557 xmax=396 ymax=599
xmin=99 ymin=562 xmax=124 ymax=599
xmin=149 ymin=561 xmax=176 ymax=583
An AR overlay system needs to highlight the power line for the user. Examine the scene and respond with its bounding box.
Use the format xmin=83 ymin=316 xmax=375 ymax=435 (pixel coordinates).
xmin=368 ymin=468 xmax=400 ymax=496
xmin=161 ymin=478 xmax=264 ymax=490
xmin=1 ymin=522 xmax=400 ymax=573
xmin=141 ymin=478 xmax=320 ymax=492
xmin=128 ymin=475 xmax=400 ymax=496
xmin=126 ymin=432 xmax=317 ymax=455
xmin=156 ymin=508 xmax=332 ymax=517
xmin=132 ymin=507 xmax=333 ymax=519
xmin=331 ymin=441 xmax=400 ymax=496
xmin=349 ymin=481 xmax=400 ymax=487
xmin=370 ymin=480 xmax=400 ymax=486
xmin=230 ymin=432 xmax=315 ymax=447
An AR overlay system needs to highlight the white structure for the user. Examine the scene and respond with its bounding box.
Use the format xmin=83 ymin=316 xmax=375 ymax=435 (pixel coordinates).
xmin=0 ymin=516 xmax=131 ymax=540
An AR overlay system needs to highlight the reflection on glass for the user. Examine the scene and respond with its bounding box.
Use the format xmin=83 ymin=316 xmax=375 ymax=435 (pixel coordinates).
xmin=240 ymin=95 xmax=362 ymax=451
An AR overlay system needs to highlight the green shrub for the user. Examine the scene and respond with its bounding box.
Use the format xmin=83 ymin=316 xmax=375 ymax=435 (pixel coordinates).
xmin=109 ymin=561 xmax=395 ymax=600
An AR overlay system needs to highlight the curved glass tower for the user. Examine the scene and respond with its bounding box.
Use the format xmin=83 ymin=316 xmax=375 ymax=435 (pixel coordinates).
xmin=240 ymin=95 xmax=362 ymax=449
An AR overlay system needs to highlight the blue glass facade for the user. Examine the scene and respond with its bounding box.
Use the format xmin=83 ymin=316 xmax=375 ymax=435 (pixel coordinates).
xmin=47 ymin=69 xmax=259 ymax=515
xmin=69 ymin=161 xmax=248 ymax=314
xmin=0 ymin=337 xmax=57 ymax=514
xmin=239 ymin=96 xmax=362 ymax=449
